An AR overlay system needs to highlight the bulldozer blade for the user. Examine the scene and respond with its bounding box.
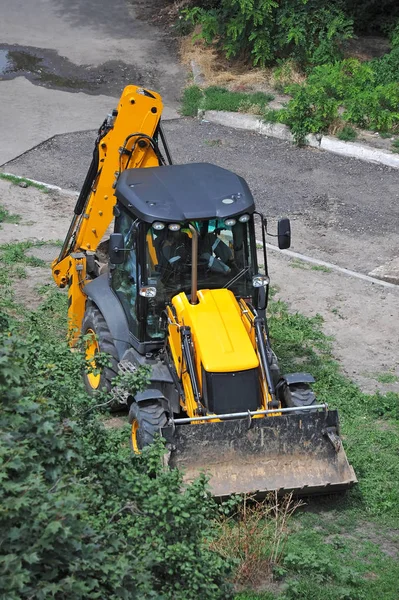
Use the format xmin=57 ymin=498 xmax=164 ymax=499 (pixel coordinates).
xmin=162 ymin=409 xmax=357 ymax=497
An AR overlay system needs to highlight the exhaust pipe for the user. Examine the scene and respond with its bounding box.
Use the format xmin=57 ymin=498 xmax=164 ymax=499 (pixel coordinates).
xmin=189 ymin=224 xmax=198 ymax=304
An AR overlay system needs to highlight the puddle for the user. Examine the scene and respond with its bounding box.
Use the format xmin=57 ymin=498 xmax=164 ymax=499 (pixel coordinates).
xmin=0 ymin=48 xmax=43 ymax=76
xmin=0 ymin=46 xmax=83 ymax=89
xmin=7 ymin=50 xmax=42 ymax=72
xmin=0 ymin=49 xmax=11 ymax=75
xmin=0 ymin=44 xmax=156 ymax=96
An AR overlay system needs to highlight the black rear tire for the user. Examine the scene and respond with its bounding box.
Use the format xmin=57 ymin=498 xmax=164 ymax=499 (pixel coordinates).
xmin=129 ymin=401 xmax=168 ymax=453
xmin=82 ymin=302 xmax=119 ymax=396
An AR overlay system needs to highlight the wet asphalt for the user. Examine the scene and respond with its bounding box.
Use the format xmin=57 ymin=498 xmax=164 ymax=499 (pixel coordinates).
xmin=0 ymin=0 xmax=184 ymax=163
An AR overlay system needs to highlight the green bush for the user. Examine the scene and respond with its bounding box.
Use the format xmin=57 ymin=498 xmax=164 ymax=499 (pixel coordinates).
xmin=184 ymin=0 xmax=353 ymax=67
xmin=0 ymin=318 xmax=233 ymax=599
xmin=279 ymin=83 xmax=338 ymax=144
xmin=337 ymin=125 xmax=357 ymax=141
xmin=276 ymin=51 xmax=399 ymax=142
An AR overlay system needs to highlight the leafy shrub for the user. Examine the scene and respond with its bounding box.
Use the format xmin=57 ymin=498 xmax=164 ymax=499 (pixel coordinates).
xmin=371 ymin=46 xmax=399 ymax=85
xmin=184 ymin=0 xmax=353 ymax=67
xmin=0 ymin=320 xmax=233 ymax=599
xmin=279 ymin=84 xmax=339 ymax=144
xmin=275 ymin=53 xmax=399 ymax=141
xmin=337 ymin=125 xmax=357 ymax=141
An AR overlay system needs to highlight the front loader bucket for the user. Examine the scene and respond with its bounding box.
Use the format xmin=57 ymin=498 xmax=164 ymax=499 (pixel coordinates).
xmin=162 ymin=410 xmax=357 ymax=497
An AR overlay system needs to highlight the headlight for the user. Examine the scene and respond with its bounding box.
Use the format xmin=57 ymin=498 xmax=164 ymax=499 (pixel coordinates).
xmin=224 ymin=218 xmax=236 ymax=227
xmin=238 ymin=213 xmax=250 ymax=223
xmin=168 ymin=223 xmax=181 ymax=231
xmin=152 ymin=221 xmax=165 ymax=230
xmin=139 ymin=286 xmax=157 ymax=298
xmin=252 ymin=275 xmax=270 ymax=288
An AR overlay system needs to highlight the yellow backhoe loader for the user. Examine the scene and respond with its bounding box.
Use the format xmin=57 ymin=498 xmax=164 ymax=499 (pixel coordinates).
xmin=52 ymin=85 xmax=357 ymax=496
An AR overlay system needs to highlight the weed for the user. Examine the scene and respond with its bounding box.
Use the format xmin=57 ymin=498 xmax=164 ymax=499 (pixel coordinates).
xmin=376 ymin=372 xmax=398 ymax=384
xmin=0 ymin=205 xmax=21 ymax=225
xmin=181 ymin=85 xmax=273 ymax=116
xmin=210 ymin=493 xmax=302 ymax=587
xmin=0 ymin=241 xmax=46 ymax=267
xmin=337 ymin=125 xmax=358 ymax=142
xmin=205 ymin=139 xmax=223 ymax=147
xmin=262 ymin=108 xmax=282 ymax=124
xmin=235 ymin=593 xmax=274 ymax=600
xmin=203 ymin=87 xmax=273 ymax=113
xmin=289 ymin=259 xmax=308 ymax=270
xmin=392 ymin=139 xmax=399 ymax=153
xmin=0 ymin=172 xmax=49 ymax=193
xmin=311 ymin=264 xmax=332 ymax=272
xmin=181 ymin=85 xmax=204 ymax=116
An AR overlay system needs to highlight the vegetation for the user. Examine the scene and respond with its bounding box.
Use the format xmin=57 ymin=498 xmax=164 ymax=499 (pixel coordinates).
xmin=1 ymin=244 xmax=398 ymax=598
xmin=0 ymin=289 xmax=233 ymax=599
xmin=179 ymin=1 xmax=399 ymax=143
xmin=337 ymin=125 xmax=358 ymax=142
xmin=0 ymin=205 xmax=21 ymax=225
xmin=183 ymin=1 xmax=353 ymax=67
xmin=182 ymin=85 xmax=273 ymax=116
xmin=0 ymin=172 xmax=49 ymax=192
xmin=278 ymin=53 xmax=399 ymax=143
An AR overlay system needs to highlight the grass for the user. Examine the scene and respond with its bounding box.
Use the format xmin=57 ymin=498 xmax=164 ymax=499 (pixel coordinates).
xmin=0 ymin=241 xmax=46 ymax=268
xmin=0 ymin=172 xmax=49 ymax=193
xmin=204 ymin=139 xmax=223 ymax=147
xmin=337 ymin=125 xmax=358 ymax=142
xmin=0 ymin=241 xmax=50 ymax=306
xmin=1 ymin=239 xmax=398 ymax=599
xmin=232 ymin=301 xmax=399 ymax=598
xmin=0 ymin=204 xmax=21 ymax=225
xmin=289 ymin=259 xmax=307 ymax=270
xmin=392 ymin=139 xmax=399 ymax=154
xmin=181 ymin=85 xmax=274 ymax=117
xmin=310 ymin=264 xmax=332 ymax=273
xmin=289 ymin=260 xmax=332 ymax=273
xmin=375 ymin=372 xmax=398 ymax=384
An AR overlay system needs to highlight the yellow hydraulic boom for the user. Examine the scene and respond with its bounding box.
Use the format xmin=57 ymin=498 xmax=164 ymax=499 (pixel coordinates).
xmin=52 ymin=85 xmax=167 ymax=341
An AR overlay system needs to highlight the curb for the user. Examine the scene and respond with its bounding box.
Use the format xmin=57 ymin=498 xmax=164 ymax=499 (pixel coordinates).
xmin=259 ymin=242 xmax=399 ymax=289
xmin=202 ymin=110 xmax=399 ymax=169
xmin=0 ymin=172 xmax=78 ymax=196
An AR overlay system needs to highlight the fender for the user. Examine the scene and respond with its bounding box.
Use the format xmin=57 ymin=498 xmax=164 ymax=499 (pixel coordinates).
xmin=84 ymin=274 xmax=131 ymax=360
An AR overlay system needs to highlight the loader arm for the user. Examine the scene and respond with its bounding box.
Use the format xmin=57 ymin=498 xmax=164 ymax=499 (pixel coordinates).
xmin=52 ymin=85 xmax=166 ymax=342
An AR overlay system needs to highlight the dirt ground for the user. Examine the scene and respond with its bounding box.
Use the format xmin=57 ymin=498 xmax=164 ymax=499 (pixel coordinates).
xmin=1 ymin=178 xmax=398 ymax=395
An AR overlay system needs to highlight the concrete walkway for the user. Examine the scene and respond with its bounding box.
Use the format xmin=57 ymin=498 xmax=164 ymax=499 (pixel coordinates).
xmin=0 ymin=0 xmax=184 ymax=165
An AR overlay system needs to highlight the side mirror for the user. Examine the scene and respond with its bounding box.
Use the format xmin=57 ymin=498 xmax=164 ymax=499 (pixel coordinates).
xmin=277 ymin=218 xmax=291 ymax=250
xmin=109 ymin=233 xmax=125 ymax=264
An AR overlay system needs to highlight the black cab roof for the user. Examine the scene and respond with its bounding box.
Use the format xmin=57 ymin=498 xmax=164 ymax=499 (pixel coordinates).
xmin=115 ymin=163 xmax=255 ymax=223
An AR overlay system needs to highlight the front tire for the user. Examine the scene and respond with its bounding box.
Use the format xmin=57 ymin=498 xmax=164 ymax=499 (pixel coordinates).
xmin=82 ymin=302 xmax=119 ymax=396
xmin=283 ymin=382 xmax=316 ymax=408
xmin=129 ymin=401 xmax=168 ymax=453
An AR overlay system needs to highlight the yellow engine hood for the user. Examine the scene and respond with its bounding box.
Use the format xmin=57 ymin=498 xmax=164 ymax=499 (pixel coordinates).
xmin=172 ymin=289 xmax=259 ymax=373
